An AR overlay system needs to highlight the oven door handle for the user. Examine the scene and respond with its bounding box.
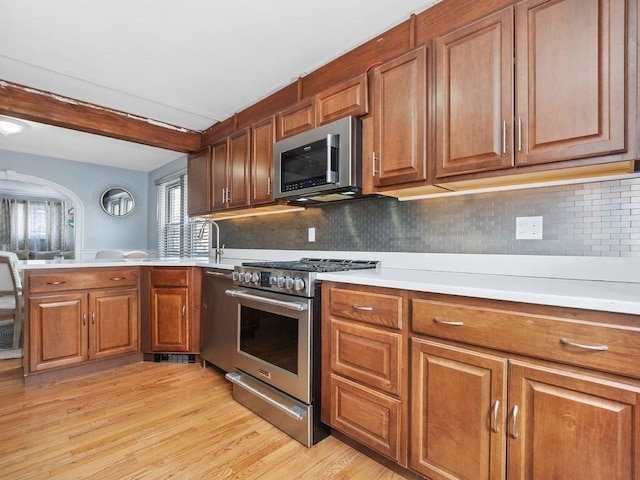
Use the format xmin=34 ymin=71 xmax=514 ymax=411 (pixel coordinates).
xmin=225 ymin=371 xmax=307 ymax=421
xmin=225 ymin=289 xmax=309 ymax=311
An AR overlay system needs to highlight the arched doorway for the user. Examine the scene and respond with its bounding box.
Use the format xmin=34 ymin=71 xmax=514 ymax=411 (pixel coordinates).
xmin=0 ymin=170 xmax=84 ymax=259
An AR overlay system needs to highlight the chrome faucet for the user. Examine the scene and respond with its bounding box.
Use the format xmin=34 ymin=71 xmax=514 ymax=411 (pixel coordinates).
xmin=198 ymin=220 xmax=224 ymax=263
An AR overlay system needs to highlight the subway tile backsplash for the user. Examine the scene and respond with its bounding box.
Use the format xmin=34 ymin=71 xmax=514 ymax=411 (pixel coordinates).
xmin=221 ymin=177 xmax=640 ymax=257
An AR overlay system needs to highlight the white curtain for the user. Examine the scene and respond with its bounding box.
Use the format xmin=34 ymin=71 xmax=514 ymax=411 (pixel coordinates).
xmin=0 ymin=198 xmax=71 ymax=251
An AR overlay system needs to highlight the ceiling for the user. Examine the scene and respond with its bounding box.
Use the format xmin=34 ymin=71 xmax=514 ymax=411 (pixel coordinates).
xmin=0 ymin=0 xmax=441 ymax=172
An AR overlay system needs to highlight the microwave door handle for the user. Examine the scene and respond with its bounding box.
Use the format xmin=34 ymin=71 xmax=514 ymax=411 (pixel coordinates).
xmin=326 ymin=133 xmax=338 ymax=184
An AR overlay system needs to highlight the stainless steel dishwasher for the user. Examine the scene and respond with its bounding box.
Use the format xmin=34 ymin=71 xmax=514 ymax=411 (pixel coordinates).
xmin=201 ymin=268 xmax=237 ymax=372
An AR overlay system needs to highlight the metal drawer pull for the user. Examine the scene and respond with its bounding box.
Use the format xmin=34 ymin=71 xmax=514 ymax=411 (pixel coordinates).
xmin=560 ymin=338 xmax=608 ymax=351
xmin=46 ymin=281 xmax=66 ymax=285
xmin=491 ymin=400 xmax=500 ymax=433
xmin=92 ymin=312 xmax=95 ymax=325
xmin=352 ymin=304 xmax=373 ymax=311
xmin=182 ymin=305 xmax=186 ymax=317
xmin=509 ymin=405 xmax=519 ymax=439
xmin=433 ymin=317 xmax=464 ymax=326
xmin=502 ymin=120 xmax=507 ymax=154
xmin=82 ymin=312 xmax=87 ymax=326
xmin=110 ymin=277 xmax=126 ymax=281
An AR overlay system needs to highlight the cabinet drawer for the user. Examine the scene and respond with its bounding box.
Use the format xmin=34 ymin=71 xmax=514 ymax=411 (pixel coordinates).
xmin=150 ymin=267 xmax=188 ymax=286
xmin=329 ymin=374 xmax=403 ymax=464
xmin=329 ymin=287 xmax=403 ymax=329
xmin=331 ymin=319 xmax=402 ymax=395
xmin=28 ymin=268 xmax=139 ymax=294
xmin=412 ymin=297 xmax=640 ymax=379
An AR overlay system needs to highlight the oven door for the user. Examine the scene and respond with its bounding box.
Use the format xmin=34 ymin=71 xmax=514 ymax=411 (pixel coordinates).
xmin=225 ymin=288 xmax=312 ymax=404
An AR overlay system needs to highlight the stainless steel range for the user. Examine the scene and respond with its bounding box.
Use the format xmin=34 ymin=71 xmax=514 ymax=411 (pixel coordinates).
xmin=224 ymin=258 xmax=378 ymax=447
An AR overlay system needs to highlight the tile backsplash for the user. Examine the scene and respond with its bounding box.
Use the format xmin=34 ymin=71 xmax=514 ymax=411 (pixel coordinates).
xmin=221 ymin=177 xmax=640 ymax=257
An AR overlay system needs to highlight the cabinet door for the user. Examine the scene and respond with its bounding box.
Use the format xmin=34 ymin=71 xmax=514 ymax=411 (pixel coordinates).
xmin=90 ymin=289 xmax=138 ymax=360
xmin=411 ymin=338 xmax=507 ymax=480
xmin=330 ymin=319 xmax=402 ymax=395
xmin=251 ymin=116 xmax=275 ymax=205
xmin=508 ymin=360 xmax=639 ymax=479
xmin=435 ymin=8 xmax=514 ymax=177
xmin=150 ymin=287 xmax=189 ymax=352
xmin=329 ymin=374 xmax=404 ymax=464
xmin=211 ymin=139 xmax=228 ymax=210
xmin=277 ymin=99 xmax=315 ymax=139
xmin=29 ymin=293 xmax=88 ymax=371
xmin=227 ymin=128 xmax=251 ymax=209
xmin=186 ymin=146 xmax=212 ymax=215
xmin=373 ymin=46 xmax=428 ymax=187
xmin=515 ymin=0 xmax=626 ymax=166
xmin=315 ymin=74 xmax=368 ymax=126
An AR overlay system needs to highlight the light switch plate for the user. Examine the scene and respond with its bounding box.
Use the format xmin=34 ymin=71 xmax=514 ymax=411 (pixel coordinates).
xmin=308 ymin=227 xmax=316 ymax=242
xmin=516 ymin=216 xmax=543 ymax=239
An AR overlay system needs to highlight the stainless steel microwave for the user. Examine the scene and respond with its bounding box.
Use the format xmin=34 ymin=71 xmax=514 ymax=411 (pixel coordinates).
xmin=273 ymin=116 xmax=362 ymax=204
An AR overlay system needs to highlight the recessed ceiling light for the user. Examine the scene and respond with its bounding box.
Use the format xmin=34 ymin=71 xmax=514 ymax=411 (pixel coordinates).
xmin=0 ymin=117 xmax=28 ymax=136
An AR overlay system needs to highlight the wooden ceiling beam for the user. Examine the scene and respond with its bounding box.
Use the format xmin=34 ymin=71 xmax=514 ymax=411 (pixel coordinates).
xmin=0 ymin=80 xmax=202 ymax=153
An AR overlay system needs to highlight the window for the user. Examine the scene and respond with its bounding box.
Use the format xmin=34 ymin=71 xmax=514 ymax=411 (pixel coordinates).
xmin=156 ymin=172 xmax=209 ymax=257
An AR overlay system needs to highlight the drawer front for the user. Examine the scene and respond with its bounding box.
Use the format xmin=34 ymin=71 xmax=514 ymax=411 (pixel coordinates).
xmin=329 ymin=374 xmax=403 ymax=464
xmin=150 ymin=267 xmax=188 ymax=286
xmin=28 ymin=268 xmax=139 ymax=294
xmin=331 ymin=319 xmax=402 ymax=395
xmin=412 ymin=298 xmax=640 ymax=379
xmin=329 ymin=287 xmax=403 ymax=329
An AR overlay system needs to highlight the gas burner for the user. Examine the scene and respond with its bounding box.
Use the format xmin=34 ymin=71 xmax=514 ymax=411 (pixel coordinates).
xmin=234 ymin=258 xmax=379 ymax=297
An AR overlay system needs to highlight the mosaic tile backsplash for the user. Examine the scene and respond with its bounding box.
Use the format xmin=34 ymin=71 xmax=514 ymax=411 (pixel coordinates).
xmin=220 ymin=177 xmax=640 ymax=257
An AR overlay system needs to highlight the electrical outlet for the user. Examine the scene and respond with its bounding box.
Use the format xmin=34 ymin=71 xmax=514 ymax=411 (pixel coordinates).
xmin=308 ymin=227 xmax=316 ymax=242
xmin=516 ymin=216 xmax=543 ymax=239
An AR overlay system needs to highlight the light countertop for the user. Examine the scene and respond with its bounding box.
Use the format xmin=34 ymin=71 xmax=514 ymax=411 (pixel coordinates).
xmin=18 ymin=249 xmax=640 ymax=316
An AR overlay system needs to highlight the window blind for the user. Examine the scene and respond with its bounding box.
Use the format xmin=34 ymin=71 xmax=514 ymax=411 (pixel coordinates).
xmin=157 ymin=174 xmax=209 ymax=257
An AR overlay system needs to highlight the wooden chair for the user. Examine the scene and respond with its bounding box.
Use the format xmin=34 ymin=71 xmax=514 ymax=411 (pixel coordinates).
xmin=0 ymin=252 xmax=23 ymax=350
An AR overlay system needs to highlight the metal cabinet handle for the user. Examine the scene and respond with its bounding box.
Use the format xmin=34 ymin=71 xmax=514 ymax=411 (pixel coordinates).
xmin=352 ymin=304 xmax=373 ymax=311
xmin=509 ymin=405 xmax=519 ymax=439
xmin=182 ymin=305 xmax=186 ymax=317
xmin=46 ymin=281 xmax=66 ymax=285
xmin=502 ymin=120 xmax=507 ymax=154
xmin=372 ymin=151 xmax=378 ymax=176
xmin=560 ymin=338 xmax=608 ymax=351
xmin=491 ymin=400 xmax=500 ymax=433
xmin=517 ymin=117 xmax=523 ymax=152
xmin=110 ymin=277 xmax=126 ymax=281
xmin=82 ymin=312 xmax=87 ymax=326
xmin=433 ymin=317 xmax=464 ymax=326
xmin=267 ymin=176 xmax=271 ymax=195
xmin=92 ymin=312 xmax=95 ymax=325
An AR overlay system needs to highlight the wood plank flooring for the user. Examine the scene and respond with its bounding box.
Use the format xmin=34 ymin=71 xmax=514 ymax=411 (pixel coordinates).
xmin=0 ymin=361 xmax=412 ymax=479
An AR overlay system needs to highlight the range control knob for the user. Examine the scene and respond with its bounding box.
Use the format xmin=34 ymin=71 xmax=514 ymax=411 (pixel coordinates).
xmin=251 ymin=273 xmax=260 ymax=283
xmin=276 ymin=276 xmax=285 ymax=288
xmin=237 ymin=272 xmax=245 ymax=282
xmin=232 ymin=271 xmax=239 ymax=282
xmin=269 ymin=275 xmax=278 ymax=286
xmin=285 ymin=277 xmax=294 ymax=289
xmin=293 ymin=278 xmax=305 ymax=291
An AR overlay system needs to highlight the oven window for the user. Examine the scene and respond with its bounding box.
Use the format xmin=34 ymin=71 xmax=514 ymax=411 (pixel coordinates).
xmin=239 ymin=305 xmax=298 ymax=375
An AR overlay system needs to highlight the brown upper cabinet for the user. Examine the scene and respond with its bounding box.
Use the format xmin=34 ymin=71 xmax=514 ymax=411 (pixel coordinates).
xmin=277 ymin=98 xmax=316 ymax=140
xmin=212 ymin=128 xmax=251 ymax=211
xmin=371 ymin=46 xmax=429 ymax=188
xmin=251 ymin=116 xmax=276 ymax=205
xmin=436 ymin=0 xmax=631 ymax=178
xmin=315 ymin=74 xmax=368 ymax=126
xmin=186 ymin=146 xmax=212 ymax=216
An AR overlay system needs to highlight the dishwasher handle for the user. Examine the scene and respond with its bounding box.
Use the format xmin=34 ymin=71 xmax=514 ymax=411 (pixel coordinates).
xmin=204 ymin=270 xmax=233 ymax=280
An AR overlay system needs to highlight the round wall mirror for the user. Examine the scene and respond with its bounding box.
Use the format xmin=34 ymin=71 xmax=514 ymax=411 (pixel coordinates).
xmin=100 ymin=187 xmax=134 ymax=217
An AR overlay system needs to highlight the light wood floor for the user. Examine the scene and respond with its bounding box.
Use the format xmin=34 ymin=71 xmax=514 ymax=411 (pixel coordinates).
xmin=0 ymin=361 xmax=412 ymax=479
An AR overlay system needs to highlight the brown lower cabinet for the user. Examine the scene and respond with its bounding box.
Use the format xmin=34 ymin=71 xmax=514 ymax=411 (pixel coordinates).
xmin=143 ymin=266 xmax=201 ymax=354
xmin=321 ymin=282 xmax=640 ymax=479
xmin=25 ymin=268 xmax=140 ymax=380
